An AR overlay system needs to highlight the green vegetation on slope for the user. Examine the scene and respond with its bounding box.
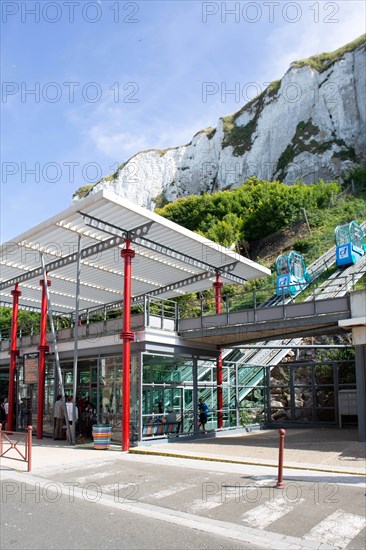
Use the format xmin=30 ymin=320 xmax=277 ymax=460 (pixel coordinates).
xmin=2 ymin=168 xmax=366 ymax=335
xmin=157 ymin=165 xmax=366 ymax=274
xmin=156 ymin=176 xmax=349 ymax=247
xmin=290 ymin=34 xmax=365 ymax=72
xmin=0 ymin=309 xmax=72 ymax=339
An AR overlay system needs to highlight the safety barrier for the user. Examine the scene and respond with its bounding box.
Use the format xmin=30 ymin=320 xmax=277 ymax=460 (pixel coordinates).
xmin=0 ymin=424 xmax=32 ymax=472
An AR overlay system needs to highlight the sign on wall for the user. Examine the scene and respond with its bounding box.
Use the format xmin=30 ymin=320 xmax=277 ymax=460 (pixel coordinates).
xmin=23 ymin=352 xmax=39 ymax=384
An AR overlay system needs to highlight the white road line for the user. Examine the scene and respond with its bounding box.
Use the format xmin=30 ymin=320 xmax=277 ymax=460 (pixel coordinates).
xmin=2 ymin=471 xmax=308 ymax=550
xmin=306 ymin=510 xmax=366 ymax=548
xmin=191 ymin=483 xmax=272 ymax=513
xmin=190 ymin=496 xmax=224 ymax=512
xmin=140 ymin=483 xmax=195 ymax=501
xmin=75 ymin=471 xmax=119 ymax=483
xmin=242 ymin=496 xmax=305 ymax=529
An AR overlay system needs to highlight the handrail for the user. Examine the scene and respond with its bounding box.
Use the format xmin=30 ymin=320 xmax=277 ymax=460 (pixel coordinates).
xmin=1 ymin=267 xmax=364 ymax=346
xmin=177 ymin=269 xmax=365 ymax=321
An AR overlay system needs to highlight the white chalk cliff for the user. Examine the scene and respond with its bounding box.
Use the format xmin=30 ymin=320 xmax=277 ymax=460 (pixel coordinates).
xmin=74 ymin=35 xmax=366 ymax=208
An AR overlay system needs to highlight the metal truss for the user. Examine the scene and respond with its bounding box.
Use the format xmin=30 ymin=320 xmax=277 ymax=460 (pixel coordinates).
xmin=81 ymin=212 xmax=244 ymax=283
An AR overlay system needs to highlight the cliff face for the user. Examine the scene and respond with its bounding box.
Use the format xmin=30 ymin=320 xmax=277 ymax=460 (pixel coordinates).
xmin=74 ymin=36 xmax=366 ymax=208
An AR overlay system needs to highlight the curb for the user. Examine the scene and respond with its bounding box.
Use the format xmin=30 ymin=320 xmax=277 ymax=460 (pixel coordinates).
xmin=129 ymin=448 xmax=366 ymax=476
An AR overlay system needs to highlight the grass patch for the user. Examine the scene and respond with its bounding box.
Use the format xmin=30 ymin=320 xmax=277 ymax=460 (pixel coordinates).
xmin=194 ymin=127 xmax=217 ymax=140
xmin=291 ymin=34 xmax=365 ymax=73
xmin=72 ymin=184 xmax=95 ymax=200
xmin=354 ymin=273 xmax=366 ymax=291
xmin=222 ymin=115 xmax=258 ymax=156
xmin=221 ymin=93 xmax=265 ymax=156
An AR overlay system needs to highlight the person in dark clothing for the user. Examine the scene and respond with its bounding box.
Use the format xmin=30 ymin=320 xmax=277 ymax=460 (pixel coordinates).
xmin=198 ymin=398 xmax=209 ymax=433
xmin=0 ymin=400 xmax=6 ymax=428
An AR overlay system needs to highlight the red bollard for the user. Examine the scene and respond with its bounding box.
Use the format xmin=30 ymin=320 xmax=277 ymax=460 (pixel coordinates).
xmin=27 ymin=426 xmax=33 ymax=472
xmin=275 ymin=428 xmax=286 ymax=489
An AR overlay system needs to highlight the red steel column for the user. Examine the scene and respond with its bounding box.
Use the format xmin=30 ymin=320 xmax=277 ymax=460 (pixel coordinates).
xmin=7 ymin=283 xmax=21 ymax=431
xmin=213 ymin=274 xmax=224 ymax=428
xmin=37 ymin=278 xmax=50 ymax=439
xmin=120 ymin=240 xmax=135 ymax=452
xmin=213 ymin=274 xmax=223 ymax=315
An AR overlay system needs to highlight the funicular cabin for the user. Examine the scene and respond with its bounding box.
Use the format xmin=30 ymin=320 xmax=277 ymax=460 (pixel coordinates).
xmin=275 ymin=251 xmax=311 ymax=296
xmin=335 ymin=220 xmax=365 ymax=267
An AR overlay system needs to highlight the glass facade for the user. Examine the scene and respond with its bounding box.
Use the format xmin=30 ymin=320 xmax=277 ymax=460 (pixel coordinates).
xmin=142 ymin=353 xmax=195 ymax=437
xmin=268 ymin=362 xmax=356 ymax=426
xmin=15 ymin=356 xmax=122 ymax=440
xmin=15 ymin=357 xmax=55 ymax=434
xmin=141 ymin=353 xmax=267 ymax=438
xmin=141 ymin=351 xmax=232 ymax=437
xmin=1 ymin=354 xmax=357 ymax=441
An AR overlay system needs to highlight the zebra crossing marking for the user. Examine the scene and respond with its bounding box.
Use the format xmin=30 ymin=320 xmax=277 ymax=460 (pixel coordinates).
xmin=140 ymin=482 xmax=196 ymax=501
xmin=242 ymin=496 xmax=305 ymax=529
xmin=306 ymin=509 xmax=366 ymax=548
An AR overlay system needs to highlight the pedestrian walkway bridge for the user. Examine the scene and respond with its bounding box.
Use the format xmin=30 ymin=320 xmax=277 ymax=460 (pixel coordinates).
xmin=1 ymin=264 xmax=364 ymax=353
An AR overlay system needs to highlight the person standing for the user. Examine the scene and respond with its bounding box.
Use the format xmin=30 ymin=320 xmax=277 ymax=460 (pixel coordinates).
xmin=4 ymin=399 xmax=9 ymax=430
xmin=65 ymin=396 xmax=78 ymax=442
xmin=84 ymin=401 xmax=95 ymax=439
xmin=0 ymin=400 xmax=6 ymax=429
xmin=20 ymin=398 xmax=28 ymax=430
xmin=54 ymin=395 xmax=65 ymax=440
xmin=198 ymin=398 xmax=210 ymax=433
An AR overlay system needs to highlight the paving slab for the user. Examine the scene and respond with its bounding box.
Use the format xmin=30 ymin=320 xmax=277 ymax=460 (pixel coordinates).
xmin=134 ymin=428 xmax=366 ymax=475
xmin=0 ymin=427 xmax=365 ymax=475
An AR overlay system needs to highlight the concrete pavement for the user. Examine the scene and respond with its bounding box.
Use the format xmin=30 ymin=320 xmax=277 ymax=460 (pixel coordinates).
xmin=131 ymin=428 xmax=366 ymax=476
xmin=0 ymin=427 xmax=365 ymax=475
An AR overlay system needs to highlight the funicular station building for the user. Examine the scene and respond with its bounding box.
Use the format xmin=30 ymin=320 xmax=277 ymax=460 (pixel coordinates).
xmin=0 ymin=190 xmax=272 ymax=449
xmin=1 ymin=190 xmax=365 ymax=449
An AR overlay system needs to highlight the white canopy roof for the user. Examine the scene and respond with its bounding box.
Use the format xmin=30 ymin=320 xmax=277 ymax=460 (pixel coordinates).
xmin=0 ymin=190 xmax=271 ymax=315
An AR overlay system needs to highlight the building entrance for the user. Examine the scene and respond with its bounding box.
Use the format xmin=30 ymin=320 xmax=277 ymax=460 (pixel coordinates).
xmin=60 ymin=356 xmax=122 ymax=438
xmin=16 ymin=355 xmax=123 ymax=439
xmin=141 ymin=351 xmax=223 ymax=437
xmin=16 ymin=358 xmax=55 ymax=435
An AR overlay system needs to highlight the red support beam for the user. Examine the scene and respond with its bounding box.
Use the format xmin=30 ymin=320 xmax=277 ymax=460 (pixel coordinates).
xmin=7 ymin=284 xmax=21 ymax=432
xmin=37 ymin=278 xmax=50 ymax=439
xmin=213 ymin=274 xmax=224 ymax=428
xmin=213 ymin=274 xmax=223 ymax=315
xmin=120 ymin=240 xmax=135 ymax=452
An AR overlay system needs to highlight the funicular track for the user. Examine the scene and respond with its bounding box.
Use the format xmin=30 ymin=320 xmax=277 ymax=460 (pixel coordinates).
xmin=224 ymin=224 xmax=366 ymax=402
xmin=227 ymin=251 xmax=366 ymax=370
xmin=189 ymin=223 xmax=366 ymax=418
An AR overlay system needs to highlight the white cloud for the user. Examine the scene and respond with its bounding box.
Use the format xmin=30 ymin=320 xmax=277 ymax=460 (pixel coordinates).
xmin=87 ymin=114 xmax=216 ymax=166
xmin=263 ymin=1 xmax=365 ymax=81
xmin=89 ymin=126 xmax=149 ymax=159
xmin=67 ymin=1 xmax=365 ymax=172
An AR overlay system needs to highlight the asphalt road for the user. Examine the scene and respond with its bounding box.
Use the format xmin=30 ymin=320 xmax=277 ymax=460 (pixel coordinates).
xmin=1 ymin=453 xmax=365 ymax=550
xmin=1 ymin=480 xmax=258 ymax=550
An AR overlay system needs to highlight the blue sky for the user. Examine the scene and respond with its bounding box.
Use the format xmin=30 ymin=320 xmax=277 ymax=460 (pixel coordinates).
xmin=1 ymin=0 xmax=365 ymax=243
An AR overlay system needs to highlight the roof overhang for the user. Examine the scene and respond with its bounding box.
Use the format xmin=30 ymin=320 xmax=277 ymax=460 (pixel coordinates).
xmin=1 ymin=189 xmax=271 ymax=315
